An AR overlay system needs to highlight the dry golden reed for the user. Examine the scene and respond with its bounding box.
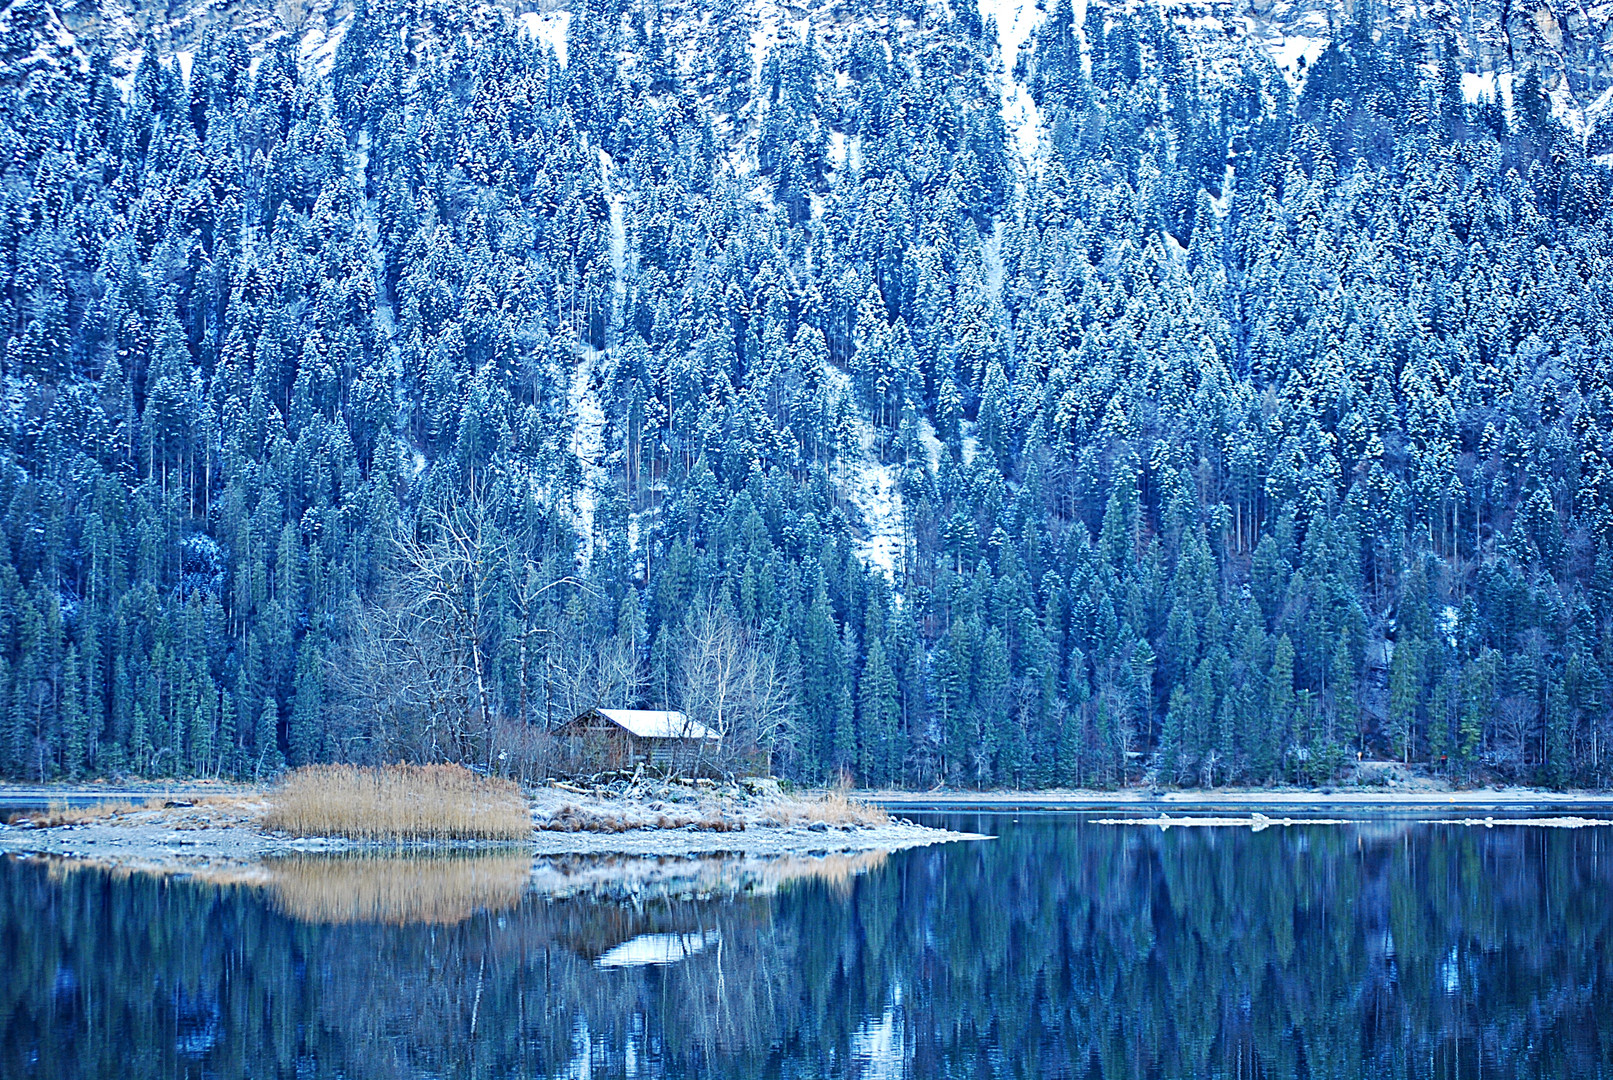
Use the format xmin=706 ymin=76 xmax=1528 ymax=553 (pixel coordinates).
xmin=264 ymin=853 xmax=531 ymax=925
xmin=11 ymin=798 xmax=164 ymax=827
xmin=262 ymin=764 xmax=531 ymax=841
xmin=756 ymin=791 xmax=889 ymax=828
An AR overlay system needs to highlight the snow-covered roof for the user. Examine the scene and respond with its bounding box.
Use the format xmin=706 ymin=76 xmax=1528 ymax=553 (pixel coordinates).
xmin=584 ymin=709 xmax=720 ymax=741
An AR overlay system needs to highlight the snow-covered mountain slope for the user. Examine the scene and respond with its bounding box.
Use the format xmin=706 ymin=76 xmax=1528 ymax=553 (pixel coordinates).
xmin=10 ymin=0 xmax=1609 ymax=148
xmin=1176 ymin=0 xmax=1613 ymax=142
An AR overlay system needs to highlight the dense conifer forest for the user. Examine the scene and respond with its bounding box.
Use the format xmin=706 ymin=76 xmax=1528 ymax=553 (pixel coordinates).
xmin=1 ymin=0 xmax=1611 ymax=786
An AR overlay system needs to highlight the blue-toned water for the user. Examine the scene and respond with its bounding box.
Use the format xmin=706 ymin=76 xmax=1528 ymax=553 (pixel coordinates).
xmin=2 ymin=813 xmax=1611 ymax=1078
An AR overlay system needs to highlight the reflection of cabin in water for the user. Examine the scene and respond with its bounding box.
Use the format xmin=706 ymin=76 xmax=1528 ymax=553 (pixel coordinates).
xmin=557 ymin=709 xmax=720 ymax=771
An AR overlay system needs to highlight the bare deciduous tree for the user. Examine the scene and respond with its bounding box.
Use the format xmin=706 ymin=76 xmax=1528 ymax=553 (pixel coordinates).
xmin=1495 ymin=694 xmax=1539 ymax=779
xmin=394 ymin=494 xmax=505 ymax=764
xmin=329 ymin=575 xmax=484 ymax=766
xmin=677 ymin=602 xmax=794 ymax=776
xmin=551 ymin=633 xmax=645 ymax=725
xmin=331 ymin=479 xmax=610 ymax=777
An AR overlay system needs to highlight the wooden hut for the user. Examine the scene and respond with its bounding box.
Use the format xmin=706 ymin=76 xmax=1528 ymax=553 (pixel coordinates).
xmin=557 ymin=709 xmax=721 ymax=772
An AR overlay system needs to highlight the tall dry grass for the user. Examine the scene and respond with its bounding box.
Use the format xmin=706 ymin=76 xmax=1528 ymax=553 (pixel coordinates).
xmin=756 ymin=791 xmax=889 ymax=828
xmin=10 ymin=799 xmax=155 ymax=827
xmin=13 ymin=794 xmax=265 ymax=828
xmin=262 ymin=764 xmax=531 ymax=841
xmin=265 ymin=853 xmax=531 ymax=924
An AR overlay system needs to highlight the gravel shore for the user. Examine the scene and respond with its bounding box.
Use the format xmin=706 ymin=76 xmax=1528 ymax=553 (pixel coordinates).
xmin=0 ymin=784 xmax=987 ymax=870
xmin=0 ymin=818 xmax=981 ymax=864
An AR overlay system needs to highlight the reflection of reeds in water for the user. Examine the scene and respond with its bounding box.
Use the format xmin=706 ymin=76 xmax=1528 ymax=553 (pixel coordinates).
xmin=32 ymin=844 xmax=889 ymax=931
xmin=264 ymin=853 xmax=531 ymax=925
xmin=758 ymin=849 xmax=890 ymax=894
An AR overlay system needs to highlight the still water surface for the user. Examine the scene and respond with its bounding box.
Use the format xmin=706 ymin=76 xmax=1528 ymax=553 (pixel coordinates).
xmin=2 ymin=813 xmax=1612 ymax=1078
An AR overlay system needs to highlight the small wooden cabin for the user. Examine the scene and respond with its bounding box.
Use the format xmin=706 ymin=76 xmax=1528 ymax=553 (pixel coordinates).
xmin=557 ymin=709 xmax=721 ymax=772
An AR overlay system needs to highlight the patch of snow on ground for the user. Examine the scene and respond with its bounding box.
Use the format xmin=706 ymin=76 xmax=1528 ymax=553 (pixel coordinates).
xmin=600 ymin=149 xmax=626 ymax=299
xmin=1459 ymin=70 xmax=1576 ymax=130
xmin=1207 ymin=161 xmax=1236 ymax=217
xmin=1582 ymin=85 xmax=1613 ymax=137
xmin=749 ymin=8 xmax=779 ymax=80
xmin=1552 ymin=79 xmax=1613 ymax=139
xmin=301 ymin=17 xmax=350 ymax=76
xmin=829 ymin=130 xmax=847 ymax=170
xmin=1003 ymin=81 xmax=1042 ymax=165
xmin=112 ymin=48 xmax=143 ymax=95
xmin=1462 ymin=70 xmax=1497 ymax=104
xmin=978 ymin=0 xmax=1045 ymax=165
xmin=519 ymin=10 xmax=569 ymax=65
xmin=571 ymin=350 xmax=607 ymax=565
xmin=1163 ymin=230 xmax=1187 ymax=263
xmin=959 ymin=421 xmax=980 ymax=466
xmin=1266 ymin=34 xmax=1325 ymax=89
xmin=843 ymin=420 xmax=905 ymax=584
xmin=984 ymin=219 xmax=1004 ymax=295
xmin=918 ymin=418 xmax=943 ymax=473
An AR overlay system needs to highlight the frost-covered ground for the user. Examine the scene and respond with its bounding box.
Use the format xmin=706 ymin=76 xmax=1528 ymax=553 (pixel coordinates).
xmin=0 ymin=783 xmax=984 ymax=866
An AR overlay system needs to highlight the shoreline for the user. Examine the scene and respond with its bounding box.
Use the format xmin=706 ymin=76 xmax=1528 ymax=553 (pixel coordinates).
xmin=8 ymin=781 xmax=1613 ymax=818
xmin=0 ymin=819 xmax=985 ymax=865
xmin=865 ymin=787 xmax=1613 ymax=814
xmin=0 ymin=782 xmax=988 ymax=869
xmin=7 ymin=781 xmax=1612 ymax=875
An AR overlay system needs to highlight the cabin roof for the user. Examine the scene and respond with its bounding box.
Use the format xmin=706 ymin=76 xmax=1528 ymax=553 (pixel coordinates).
xmin=573 ymin=708 xmax=720 ymax=741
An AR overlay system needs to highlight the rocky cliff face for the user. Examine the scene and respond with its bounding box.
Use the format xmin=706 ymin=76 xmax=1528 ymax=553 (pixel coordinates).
xmin=1219 ymin=0 xmax=1613 ymax=140
xmin=0 ymin=0 xmax=351 ymax=84
xmin=1 ymin=0 xmax=1609 ymax=147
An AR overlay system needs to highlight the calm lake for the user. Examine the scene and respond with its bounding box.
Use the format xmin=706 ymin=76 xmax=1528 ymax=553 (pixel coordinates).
xmin=3 ymin=813 xmax=1612 ymax=1078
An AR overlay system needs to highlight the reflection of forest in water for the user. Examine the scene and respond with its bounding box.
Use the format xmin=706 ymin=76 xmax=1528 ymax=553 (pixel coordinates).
xmin=2 ymin=818 xmax=1612 ymax=1078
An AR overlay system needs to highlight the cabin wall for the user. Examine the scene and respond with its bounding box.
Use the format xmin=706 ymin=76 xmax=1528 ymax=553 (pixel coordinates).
xmin=556 ymin=724 xmax=720 ymax=776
